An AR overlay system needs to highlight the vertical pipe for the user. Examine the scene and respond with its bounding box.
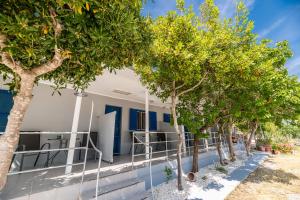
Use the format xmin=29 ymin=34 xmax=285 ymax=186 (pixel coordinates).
xmin=145 ymin=90 xmax=150 ymax=160
xmin=65 ymin=92 xmax=83 ymax=174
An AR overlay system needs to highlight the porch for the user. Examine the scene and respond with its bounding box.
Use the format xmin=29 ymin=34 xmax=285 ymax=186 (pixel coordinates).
xmin=0 ymin=69 xmax=239 ymax=200
xmin=1 ymin=130 xmax=230 ymax=200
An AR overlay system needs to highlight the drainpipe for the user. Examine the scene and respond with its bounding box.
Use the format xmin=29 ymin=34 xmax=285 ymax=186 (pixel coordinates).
xmin=65 ymin=91 xmax=86 ymax=174
xmin=145 ymin=90 xmax=150 ymax=160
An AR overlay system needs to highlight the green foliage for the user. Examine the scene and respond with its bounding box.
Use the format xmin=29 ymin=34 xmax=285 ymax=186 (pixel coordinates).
xmin=0 ymin=0 xmax=150 ymax=91
xmin=174 ymin=0 xmax=300 ymax=145
xmin=215 ymin=165 xmax=228 ymax=174
xmin=164 ymin=166 xmax=173 ymax=183
xmin=135 ymin=0 xmax=213 ymax=102
xmin=272 ymin=143 xmax=294 ymax=153
xmin=281 ymin=124 xmax=300 ymax=139
xmin=258 ymin=122 xmax=297 ymax=147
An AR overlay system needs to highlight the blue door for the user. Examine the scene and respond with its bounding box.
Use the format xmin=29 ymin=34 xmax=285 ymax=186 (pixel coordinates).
xmin=105 ymin=105 xmax=122 ymax=155
xmin=0 ymin=89 xmax=13 ymax=133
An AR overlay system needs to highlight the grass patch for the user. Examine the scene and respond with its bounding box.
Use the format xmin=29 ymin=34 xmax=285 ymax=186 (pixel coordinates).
xmin=215 ymin=166 xmax=228 ymax=174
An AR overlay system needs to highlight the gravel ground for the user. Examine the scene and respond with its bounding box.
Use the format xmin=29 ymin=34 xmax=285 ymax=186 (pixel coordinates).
xmin=152 ymin=151 xmax=248 ymax=200
xmin=226 ymin=146 xmax=300 ymax=200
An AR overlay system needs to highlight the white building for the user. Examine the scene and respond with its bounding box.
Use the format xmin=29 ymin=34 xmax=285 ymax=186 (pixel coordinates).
xmin=0 ymin=69 xmax=219 ymax=200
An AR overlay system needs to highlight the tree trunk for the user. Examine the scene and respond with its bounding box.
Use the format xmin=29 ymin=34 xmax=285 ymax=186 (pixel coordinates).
xmin=191 ymin=135 xmax=199 ymax=173
xmin=0 ymin=74 xmax=35 ymax=190
xmin=216 ymin=125 xmax=224 ymax=165
xmin=171 ymin=93 xmax=183 ymax=191
xmin=225 ymin=121 xmax=236 ymax=162
xmin=245 ymin=122 xmax=258 ymax=156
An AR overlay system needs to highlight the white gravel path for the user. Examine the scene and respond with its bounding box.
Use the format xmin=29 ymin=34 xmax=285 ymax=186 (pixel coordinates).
xmin=152 ymin=152 xmax=248 ymax=200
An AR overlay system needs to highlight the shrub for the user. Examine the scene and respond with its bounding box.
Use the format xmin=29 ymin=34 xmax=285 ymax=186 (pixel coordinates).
xmin=277 ymin=143 xmax=294 ymax=153
xmin=164 ymin=166 xmax=173 ymax=183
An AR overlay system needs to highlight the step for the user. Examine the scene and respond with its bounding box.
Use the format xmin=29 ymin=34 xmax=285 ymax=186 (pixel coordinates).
xmin=81 ymin=178 xmax=145 ymax=200
xmin=129 ymin=191 xmax=152 ymax=200
xmin=83 ymin=170 xmax=138 ymax=192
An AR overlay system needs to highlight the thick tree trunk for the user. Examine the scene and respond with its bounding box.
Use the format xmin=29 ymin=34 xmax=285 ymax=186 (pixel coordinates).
xmin=216 ymin=125 xmax=224 ymax=165
xmin=171 ymin=94 xmax=183 ymax=191
xmin=225 ymin=121 xmax=236 ymax=162
xmin=0 ymin=75 xmax=35 ymax=190
xmin=245 ymin=122 xmax=258 ymax=156
xmin=191 ymin=135 xmax=199 ymax=173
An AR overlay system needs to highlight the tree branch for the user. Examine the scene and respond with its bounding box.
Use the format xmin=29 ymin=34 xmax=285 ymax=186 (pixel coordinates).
xmin=175 ymin=83 xmax=186 ymax=90
xmin=0 ymin=34 xmax=26 ymax=75
xmin=32 ymin=47 xmax=64 ymax=76
xmin=49 ymin=8 xmax=62 ymax=38
xmin=178 ymin=72 xmax=208 ymax=97
xmin=32 ymin=9 xmax=64 ymax=76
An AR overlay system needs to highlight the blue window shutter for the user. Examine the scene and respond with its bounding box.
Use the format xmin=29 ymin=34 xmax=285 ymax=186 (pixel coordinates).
xmin=149 ymin=111 xmax=157 ymax=131
xmin=129 ymin=108 xmax=138 ymax=130
xmin=163 ymin=113 xmax=171 ymax=123
xmin=0 ymin=90 xmax=13 ymax=132
xmin=0 ymin=113 xmax=9 ymax=132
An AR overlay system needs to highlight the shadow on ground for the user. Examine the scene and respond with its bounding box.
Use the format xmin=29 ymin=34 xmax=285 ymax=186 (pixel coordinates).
xmin=243 ymin=165 xmax=299 ymax=185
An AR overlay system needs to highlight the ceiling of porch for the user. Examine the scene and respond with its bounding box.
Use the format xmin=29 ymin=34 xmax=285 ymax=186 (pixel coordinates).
xmin=86 ymin=69 xmax=169 ymax=108
xmin=0 ymin=69 xmax=170 ymax=108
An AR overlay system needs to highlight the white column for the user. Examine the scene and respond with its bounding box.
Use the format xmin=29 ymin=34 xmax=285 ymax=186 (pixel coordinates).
xmin=65 ymin=93 xmax=83 ymax=174
xmin=180 ymin=125 xmax=187 ymax=156
xmin=205 ymin=139 xmax=209 ymax=152
xmin=145 ymin=90 xmax=150 ymax=160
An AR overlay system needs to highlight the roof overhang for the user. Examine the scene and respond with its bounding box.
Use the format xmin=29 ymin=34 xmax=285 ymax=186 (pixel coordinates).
xmin=38 ymin=68 xmax=170 ymax=108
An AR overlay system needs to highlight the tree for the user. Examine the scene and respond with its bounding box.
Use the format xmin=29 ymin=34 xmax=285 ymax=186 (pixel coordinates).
xmin=135 ymin=0 xmax=217 ymax=190
xmin=178 ymin=0 xmax=258 ymax=166
xmin=0 ymin=0 xmax=150 ymax=190
xmin=177 ymin=93 xmax=217 ymax=172
xmin=235 ymin=41 xmax=297 ymax=156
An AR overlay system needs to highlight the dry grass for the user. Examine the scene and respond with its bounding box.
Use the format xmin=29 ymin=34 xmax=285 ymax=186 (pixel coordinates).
xmin=226 ymin=146 xmax=300 ymax=200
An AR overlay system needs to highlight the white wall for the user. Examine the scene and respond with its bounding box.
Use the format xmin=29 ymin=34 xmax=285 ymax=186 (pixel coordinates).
xmin=18 ymin=84 xmax=171 ymax=155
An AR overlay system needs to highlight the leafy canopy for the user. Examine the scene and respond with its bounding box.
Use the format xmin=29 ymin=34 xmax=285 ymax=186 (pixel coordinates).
xmin=0 ymin=0 xmax=150 ymax=91
xmin=135 ymin=0 xmax=212 ymax=102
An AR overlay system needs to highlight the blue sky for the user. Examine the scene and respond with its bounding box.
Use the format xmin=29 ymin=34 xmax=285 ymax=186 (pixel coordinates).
xmin=142 ymin=0 xmax=300 ymax=78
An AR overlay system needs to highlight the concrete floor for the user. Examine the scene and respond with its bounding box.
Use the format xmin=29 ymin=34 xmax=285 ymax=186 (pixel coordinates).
xmin=0 ymin=151 xmax=181 ymax=199
xmin=0 ymin=145 xmax=219 ymax=200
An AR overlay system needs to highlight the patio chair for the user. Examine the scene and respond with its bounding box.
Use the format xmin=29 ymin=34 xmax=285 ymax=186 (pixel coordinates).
xmin=11 ymin=132 xmax=51 ymax=171
xmin=78 ymin=132 xmax=98 ymax=161
xmin=156 ymin=132 xmax=166 ymax=151
xmin=129 ymin=133 xmax=145 ymax=154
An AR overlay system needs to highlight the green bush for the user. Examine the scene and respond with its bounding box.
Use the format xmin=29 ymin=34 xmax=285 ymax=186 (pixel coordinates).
xmin=164 ymin=166 xmax=173 ymax=183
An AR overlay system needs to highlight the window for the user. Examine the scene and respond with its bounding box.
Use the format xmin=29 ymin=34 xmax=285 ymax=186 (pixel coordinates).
xmin=129 ymin=108 xmax=157 ymax=131
xmin=163 ymin=113 xmax=171 ymax=123
xmin=137 ymin=111 xmax=145 ymax=130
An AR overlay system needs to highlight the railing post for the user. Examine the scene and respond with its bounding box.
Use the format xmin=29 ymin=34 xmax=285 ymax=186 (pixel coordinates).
xmin=132 ymin=132 xmax=135 ymax=169
xmin=149 ymin=146 xmax=153 ymax=199
xmin=188 ymin=133 xmax=191 ymax=156
xmin=165 ymin=132 xmax=168 ymax=159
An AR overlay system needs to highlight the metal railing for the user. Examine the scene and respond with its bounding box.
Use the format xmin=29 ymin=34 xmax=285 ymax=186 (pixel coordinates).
xmin=3 ymin=102 xmax=103 ymax=199
xmin=133 ymin=134 xmax=153 ymax=199
xmin=7 ymin=131 xmax=89 ymax=175
xmin=131 ymin=131 xmax=228 ymax=166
